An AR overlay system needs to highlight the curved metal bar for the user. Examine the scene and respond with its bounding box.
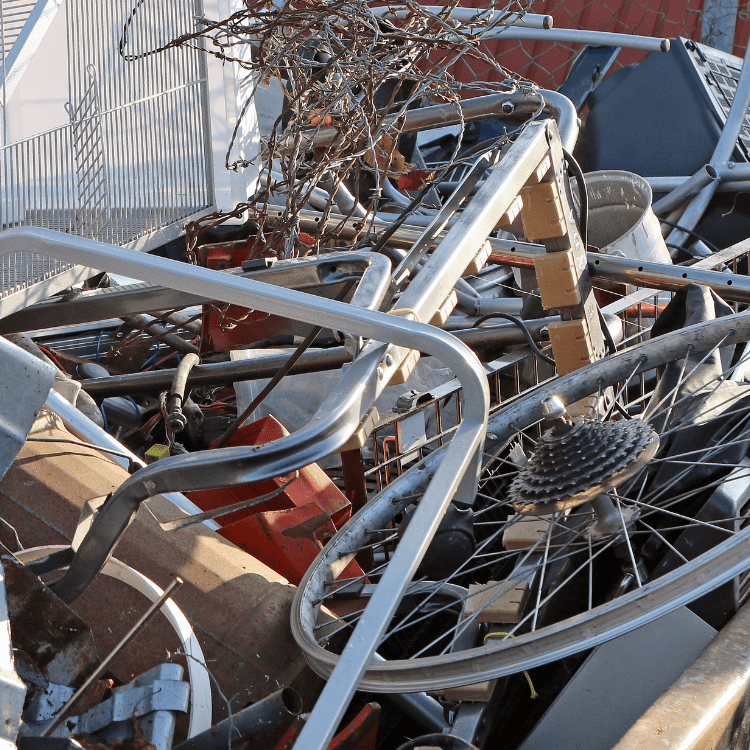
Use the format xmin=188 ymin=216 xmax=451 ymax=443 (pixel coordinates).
xmin=297 ymin=88 xmax=579 ymax=154
xmin=0 ymin=250 xmax=392 ymax=334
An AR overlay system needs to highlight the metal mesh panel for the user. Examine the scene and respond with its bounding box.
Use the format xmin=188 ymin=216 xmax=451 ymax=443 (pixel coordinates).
xmin=0 ymin=0 xmax=214 ymax=308
xmin=1 ymin=0 xmax=214 ymax=247
xmin=0 ymin=0 xmax=37 ymax=55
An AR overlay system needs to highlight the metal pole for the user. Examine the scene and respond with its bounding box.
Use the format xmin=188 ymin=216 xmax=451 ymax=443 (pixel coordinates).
xmin=370 ymin=6 xmax=553 ymax=30
xmin=651 ymin=165 xmax=718 ymax=216
xmin=295 ymin=88 xmax=579 ymax=153
xmin=478 ymin=26 xmax=669 ymax=52
xmin=646 ymin=175 xmax=750 ymax=193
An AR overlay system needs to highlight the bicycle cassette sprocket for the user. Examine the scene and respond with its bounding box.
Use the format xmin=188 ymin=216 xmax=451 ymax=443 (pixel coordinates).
xmin=509 ymin=416 xmax=660 ymax=515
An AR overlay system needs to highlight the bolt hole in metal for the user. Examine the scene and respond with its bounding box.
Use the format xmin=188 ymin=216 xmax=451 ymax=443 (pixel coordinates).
xmin=291 ymin=311 xmax=750 ymax=693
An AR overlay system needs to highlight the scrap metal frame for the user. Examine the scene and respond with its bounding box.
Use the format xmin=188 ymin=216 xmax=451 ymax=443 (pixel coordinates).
xmin=0 ymin=116 xmax=574 ymax=750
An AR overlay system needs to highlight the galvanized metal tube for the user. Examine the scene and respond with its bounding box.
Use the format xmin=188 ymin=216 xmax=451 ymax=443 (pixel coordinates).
xmin=370 ymin=6 xmax=553 ymax=29
xmin=586 ymin=253 xmax=750 ymax=303
xmin=80 ymin=348 xmax=352 ymax=398
xmin=172 ymin=688 xmax=303 ymax=750
xmin=646 ymin=176 xmax=750 ymax=193
xmin=479 ymin=26 xmax=669 ymax=52
xmin=717 ymin=162 xmax=750 ymax=180
xmin=483 ymin=239 xmax=750 ymax=303
xmin=651 ymin=165 xmax=718 ymax=216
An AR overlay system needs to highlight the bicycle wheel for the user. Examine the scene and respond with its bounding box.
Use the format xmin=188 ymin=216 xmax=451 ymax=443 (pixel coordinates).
xmin=291 ymin=309 xmax=750 ymax=693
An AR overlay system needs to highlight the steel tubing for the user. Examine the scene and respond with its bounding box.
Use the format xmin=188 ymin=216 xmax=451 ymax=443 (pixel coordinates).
xmin=651 ymin=164 xmax=718 ymax=216
xmin=485 ymin=240 xmax=750 ymax=304
xmin=718 ymin=162 xmax=750 ymax=180
xmin=647 ymin=175 xmax=750 ymax=193
xmin=585 ymin=254 xmax=750 ymax=303
xmin=80 ymin=348 xmax=352 ymax=398
xmin=370 ymin=7 xmax=553 ymax=29
xmin=78 ymin=321 xmax=558 ymax=399
xmin=297 ymin=88 xmax=579 ymax=153
xmin=479 ymin=26 xmax=669 ymax=52
xmin=0 ymin=224 xmax=487 ymax=595
xmin=667 ymin=50 xmax=750 ymax=248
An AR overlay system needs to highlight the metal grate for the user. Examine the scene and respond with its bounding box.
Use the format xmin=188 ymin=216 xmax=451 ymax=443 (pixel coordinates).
xmin=1 ymin=0 xmax=214 ymax=248
xmin=0 ymin=0 xmax=215 ymax=315
xmin=0 ymin=0 xmax=37 ymax=55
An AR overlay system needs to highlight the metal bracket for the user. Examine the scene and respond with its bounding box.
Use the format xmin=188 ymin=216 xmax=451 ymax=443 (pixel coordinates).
xmin=29 ymin=665 xmax=188 ymax=750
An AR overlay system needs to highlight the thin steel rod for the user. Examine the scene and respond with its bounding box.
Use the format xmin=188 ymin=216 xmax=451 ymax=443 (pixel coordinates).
xmin=370 ymin=6 xmax=553 ymax=29
xmin=41 ymin=576 xmax=183 ymax=737
xmin=295 ymin=89 xmax=579 ymax=153
xmin=479 ymin=25 xmax=669 ymax=51
xmin=647 ymin=176 xmax=750 ymax=192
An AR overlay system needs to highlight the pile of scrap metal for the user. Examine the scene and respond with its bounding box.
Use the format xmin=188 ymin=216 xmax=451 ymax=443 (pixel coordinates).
xmin=7 ymin=1 xmax=750 ymax=750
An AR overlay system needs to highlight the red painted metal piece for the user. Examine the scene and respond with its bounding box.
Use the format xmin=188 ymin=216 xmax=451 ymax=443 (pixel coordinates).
xmin=200 ymin=304 xmax=290 ymax=353
xmin=340 ymin=448 xmax=367 ymax=515
xmin=219 ymin=501 xmax=363 ymax=586
xmin=272 ymin=703 xmax=380 ymax=750
xmin=189 ymin=416 xmax=351 ymax=528
xmin=199 ymin=238 xmax=261 ymax=270
xmin=187 ymin=415 xmax=357 ymax=584
xmin=196 ymin=233 xmax=290 ymax=351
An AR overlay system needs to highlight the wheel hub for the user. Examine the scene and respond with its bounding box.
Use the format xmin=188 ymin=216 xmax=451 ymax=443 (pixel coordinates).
xmin=509 ymin=416 xmax=660 ymax=515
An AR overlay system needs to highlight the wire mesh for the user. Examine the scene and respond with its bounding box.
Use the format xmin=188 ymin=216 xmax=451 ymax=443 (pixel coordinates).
xmin=179 ymin=0 xmax=548 ymax=259
xmin=1 ymin=0 xmax=214 ymax=251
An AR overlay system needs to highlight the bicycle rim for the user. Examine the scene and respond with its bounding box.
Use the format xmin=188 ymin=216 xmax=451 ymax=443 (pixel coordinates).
xmin=291 ymin=310 xmax=750 ymax=693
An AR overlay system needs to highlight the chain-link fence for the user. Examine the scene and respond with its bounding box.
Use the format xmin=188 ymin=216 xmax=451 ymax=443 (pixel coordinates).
xmin=453 ymin=0 xmax=749 ymax=92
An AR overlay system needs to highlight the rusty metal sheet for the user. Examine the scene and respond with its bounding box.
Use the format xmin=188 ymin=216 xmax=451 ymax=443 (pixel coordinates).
xmin=2 ymin=548 xmax=98 ymax=688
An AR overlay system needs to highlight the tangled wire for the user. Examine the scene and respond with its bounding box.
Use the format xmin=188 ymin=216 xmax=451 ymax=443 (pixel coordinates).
xmin=124 ymin=1 xmax=537 ymax=258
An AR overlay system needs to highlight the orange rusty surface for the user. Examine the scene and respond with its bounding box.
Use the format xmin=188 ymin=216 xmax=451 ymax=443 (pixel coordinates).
xmin=220 ymin=501 xmax=364 ymax=586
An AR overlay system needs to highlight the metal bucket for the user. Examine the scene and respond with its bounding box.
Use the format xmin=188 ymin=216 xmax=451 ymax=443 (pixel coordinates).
xmin=585 ymin=171 xmax=671 ymax=264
